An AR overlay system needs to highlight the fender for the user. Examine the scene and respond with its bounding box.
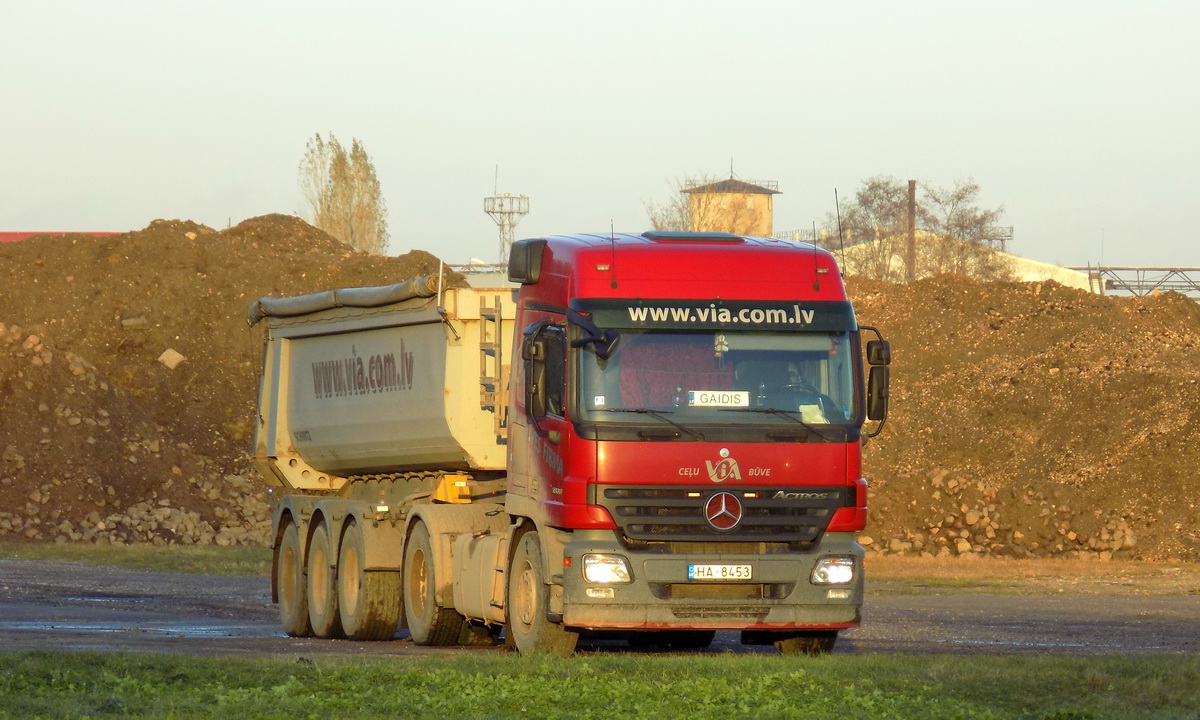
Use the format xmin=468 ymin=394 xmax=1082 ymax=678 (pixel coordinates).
xmin=407 ymin=503 xmax=509 ymax=608
xmin=270 ymin=496 xmax=405 ymax=602
xmin=305 ymin=499 xmax=407 ymax=571
xmin=269 ymin=495 xmax=317 ymax=603
xmin=505 ymin=494 xmax=571 ymax=593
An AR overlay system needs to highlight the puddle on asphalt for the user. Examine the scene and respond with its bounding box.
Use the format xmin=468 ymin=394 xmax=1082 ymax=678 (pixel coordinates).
xmin=942 ymin=637 xmax=1133 ymax=650
xmin=0 ymin=621 xmax=266 ymax=638
xmin=62 ymin=596 xmax=157 ymax=605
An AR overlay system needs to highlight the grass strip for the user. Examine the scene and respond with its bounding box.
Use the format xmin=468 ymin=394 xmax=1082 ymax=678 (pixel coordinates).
xmin=1 ymin=651 xmax=1196 ymax=719
xmin=0 ymin=541 xmax=271 ymax=577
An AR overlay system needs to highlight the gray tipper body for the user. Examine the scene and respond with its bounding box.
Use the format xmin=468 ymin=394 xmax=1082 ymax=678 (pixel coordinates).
xmin=247 ymin=275 xmax=517 ymax=492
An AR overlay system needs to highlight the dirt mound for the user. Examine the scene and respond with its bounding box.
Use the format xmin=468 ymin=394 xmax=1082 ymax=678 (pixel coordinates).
xmin=2 ymin=219 xmax=1197 ymax=561
xmin=0 ymin=215 xmax=459 ymax=545
xmin=850 ymin=275 xmax=1200 ymax=561
xmin=0 ymin=322 xmax=271 ymax=545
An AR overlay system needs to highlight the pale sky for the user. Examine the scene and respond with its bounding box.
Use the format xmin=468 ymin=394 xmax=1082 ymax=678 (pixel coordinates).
xmin=3 ymin=1 xmax=1198 ymax=268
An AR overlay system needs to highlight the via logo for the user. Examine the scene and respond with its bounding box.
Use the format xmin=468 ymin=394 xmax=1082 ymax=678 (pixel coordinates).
xmin=705 ymin=448 xmax=742 ymax=484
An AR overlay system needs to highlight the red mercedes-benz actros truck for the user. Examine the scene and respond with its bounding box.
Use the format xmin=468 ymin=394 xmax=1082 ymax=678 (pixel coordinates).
xmin=249 ymin=230 xmax=890 ymax=655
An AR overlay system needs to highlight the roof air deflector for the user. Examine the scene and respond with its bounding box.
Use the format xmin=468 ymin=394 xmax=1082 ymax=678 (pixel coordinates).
xmin=641 ymin=230 xmax=744 ymax=243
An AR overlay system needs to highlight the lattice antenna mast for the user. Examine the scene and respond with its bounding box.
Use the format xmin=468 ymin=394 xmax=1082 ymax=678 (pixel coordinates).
xmin=484 ymin=192 xmax=529 ymax=263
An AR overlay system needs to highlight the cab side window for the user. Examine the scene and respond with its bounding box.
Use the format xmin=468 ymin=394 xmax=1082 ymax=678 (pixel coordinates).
xmin=543 ymin=327 xmax=566 ymax=417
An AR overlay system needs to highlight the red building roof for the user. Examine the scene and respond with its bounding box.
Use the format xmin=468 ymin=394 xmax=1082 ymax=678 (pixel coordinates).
xmin=682 ymin=178 xmax=780 ymax=195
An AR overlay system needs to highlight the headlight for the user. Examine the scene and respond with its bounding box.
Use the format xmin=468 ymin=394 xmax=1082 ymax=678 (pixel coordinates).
xmin=582 ymin=553 xmax=632 ymax=584
xmin=810 ymin=556 xmax=856 ymax=585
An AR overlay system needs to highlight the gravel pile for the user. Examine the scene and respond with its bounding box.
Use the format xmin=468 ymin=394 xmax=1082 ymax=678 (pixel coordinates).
xmin=2 ymin=220 xmax=1197 ymax=560
xmin=0 ymin=215 xmax=457 ymax=547
xmin=851 ymin=275 xmax=1200 ymax=561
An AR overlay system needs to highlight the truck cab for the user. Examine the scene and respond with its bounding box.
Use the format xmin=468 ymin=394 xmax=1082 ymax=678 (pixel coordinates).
xmin=502 ymin=231 xmax=889 ymax=654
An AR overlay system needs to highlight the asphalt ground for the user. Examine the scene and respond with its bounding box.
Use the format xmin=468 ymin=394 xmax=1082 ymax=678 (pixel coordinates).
xmin=1 ymin=558 xmax=1196 ymax=658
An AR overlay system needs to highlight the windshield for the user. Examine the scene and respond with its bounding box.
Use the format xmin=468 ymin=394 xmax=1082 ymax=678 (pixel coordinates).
xmin=576 ymin=329 xmax=859 ymax=427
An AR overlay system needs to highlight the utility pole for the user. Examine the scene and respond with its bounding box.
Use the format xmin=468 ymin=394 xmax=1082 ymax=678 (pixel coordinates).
xmin=906 ymin=179 xmax=917 ymax=282
xmin=484 ymin=167 xmax=529 ymax=264
xmin=484 ymin=194 xmax=529 ymax=264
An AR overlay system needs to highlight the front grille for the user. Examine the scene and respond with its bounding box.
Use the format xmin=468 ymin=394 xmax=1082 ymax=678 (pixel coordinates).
xmin=595 ymin=485 xmax=849 ymax=544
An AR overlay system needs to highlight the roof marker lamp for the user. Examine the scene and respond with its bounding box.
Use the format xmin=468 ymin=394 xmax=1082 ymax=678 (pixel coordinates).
xmin=810 ymin=556 xmax=856 ymax=585
xmin=582 ymin=554 xmax=632 ymax=584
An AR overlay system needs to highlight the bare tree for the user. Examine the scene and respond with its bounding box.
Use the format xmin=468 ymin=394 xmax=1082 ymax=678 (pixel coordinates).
xmin=299 ymin=133 xmax=389 ymax=254
xmin=645 ymin=177 xmax=692 ymax=231
xmin=918 ymin=178 xmax=1010 ymax=280
xmin=836 ymin=175 xmax=1009 ymax=282
xmin=645 ymin=175 xmax=765 ymax=235
xmin=835 ymin=176 xmax=910 ymax=281
xmin=299 ymin=133 xmax=332 ymax=229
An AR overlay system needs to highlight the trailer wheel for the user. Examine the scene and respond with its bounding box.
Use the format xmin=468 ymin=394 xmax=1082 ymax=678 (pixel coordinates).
xmin=338 ymin=519 xmax=401 ymax=641
xmin=276 ymin=520 xmax=312 ymax=637
xmin=774 ymin=630 xmax=838 ymax=655
xmin=403 ymin=521 xmax=466 ymax=645
xmin=507 ymin=531 xmax=578 ymax=656
xmin=306 ymin=519 xmax=345 ymax=638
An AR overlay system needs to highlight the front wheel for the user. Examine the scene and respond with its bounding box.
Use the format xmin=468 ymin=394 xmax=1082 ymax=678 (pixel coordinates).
xmin=506 ymin=531 xmax=578 ymax=656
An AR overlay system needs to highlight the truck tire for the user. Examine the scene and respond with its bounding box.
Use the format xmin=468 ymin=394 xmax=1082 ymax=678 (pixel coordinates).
xmin=276 ymin=520 xmax=312 ymax=637
xmin=774 ymin=630 xmax=837 ymax=655
xmin=507 ymin=531 xmax=578 ymax=656
xmin=306 ymin=519 xmax=345 ymax=638
xmin=338 ymin=519 xmax=401 ymax=641
xmin=403 ymin=521 xmax=466 ymax=645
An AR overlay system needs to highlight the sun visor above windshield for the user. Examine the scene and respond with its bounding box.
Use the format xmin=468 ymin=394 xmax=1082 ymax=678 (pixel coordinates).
xmin=570 ymin=299 xmax=857 ymax=332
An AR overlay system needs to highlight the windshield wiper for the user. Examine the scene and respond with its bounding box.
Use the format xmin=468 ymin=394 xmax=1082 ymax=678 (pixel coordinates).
xmin=601 ymin=408 xmax=705 ymax=441
xmin=719 ymin=408 xmax=839 ymax=442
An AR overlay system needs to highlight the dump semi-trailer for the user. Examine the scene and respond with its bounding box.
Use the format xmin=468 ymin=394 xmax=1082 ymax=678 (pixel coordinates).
xmin=248 ymin=231 xmax=891 ymax=655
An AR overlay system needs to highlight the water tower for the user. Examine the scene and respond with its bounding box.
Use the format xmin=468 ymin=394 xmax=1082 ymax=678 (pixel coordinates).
xmin=484 ymin=193 xmax=529 ymax=263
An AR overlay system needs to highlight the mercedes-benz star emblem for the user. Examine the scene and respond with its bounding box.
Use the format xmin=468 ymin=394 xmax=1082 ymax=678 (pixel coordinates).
xmin=704 ymin=492 xmax=743 ymax=531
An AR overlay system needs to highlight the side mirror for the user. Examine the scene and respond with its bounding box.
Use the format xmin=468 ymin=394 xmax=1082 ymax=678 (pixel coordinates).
xmin=591 ymin=332 xmax=620 ymax=360
xmin=867 ymin=366 xmax=889 ymax=421
xmin=866 ymin=339 xmax=891 ymax=367
xmin=567 ymin=308 xmax=621 ymax=360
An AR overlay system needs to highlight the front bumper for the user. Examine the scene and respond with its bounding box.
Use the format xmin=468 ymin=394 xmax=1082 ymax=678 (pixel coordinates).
xmin=560 ymin=530 xmax=863 ymax=630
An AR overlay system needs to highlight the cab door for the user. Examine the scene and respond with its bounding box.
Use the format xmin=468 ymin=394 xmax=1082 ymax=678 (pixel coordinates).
xmin=515 ymin=316 xmax=570 ymax=515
